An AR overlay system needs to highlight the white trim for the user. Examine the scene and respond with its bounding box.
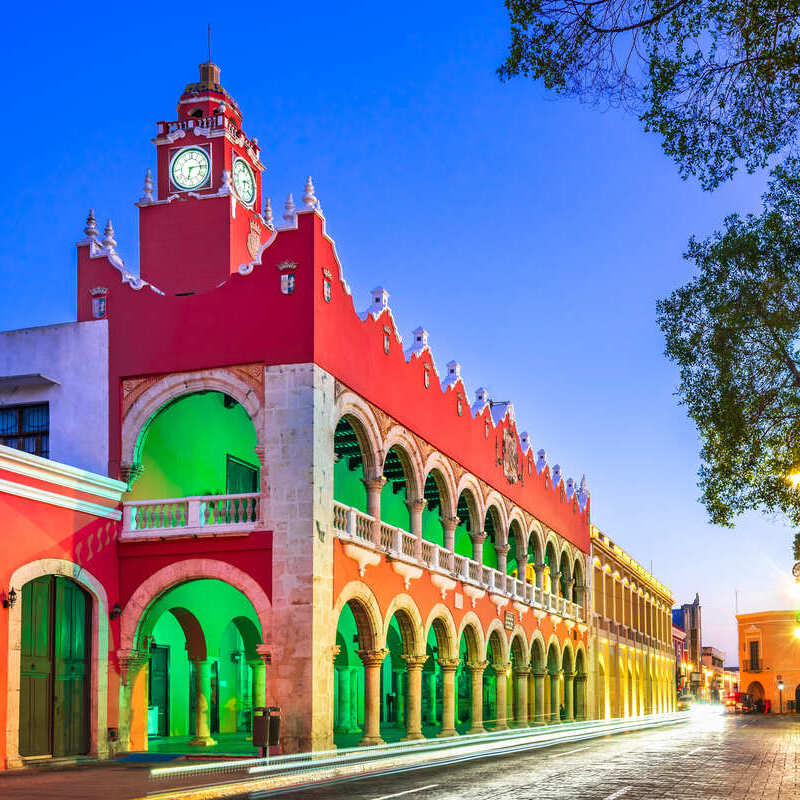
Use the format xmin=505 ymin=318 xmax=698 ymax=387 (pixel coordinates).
xmin=0 ymin=478 xmax=122 ymax=520
xmin=0 ymin=445 xmax=126 ymax=498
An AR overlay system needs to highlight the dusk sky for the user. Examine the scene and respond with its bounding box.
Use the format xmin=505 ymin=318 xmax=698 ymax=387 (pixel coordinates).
xmin=2 ymin=1 xmax=795 ymax=660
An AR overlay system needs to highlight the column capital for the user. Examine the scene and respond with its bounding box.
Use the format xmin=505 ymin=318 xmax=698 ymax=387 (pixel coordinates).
xmin=116 ymin=648 xmax=148 ymax=687
xmin=563 ymin=669 xmax=575 ymax=679
xmin=532 ymin=669 xmax=548 ymax=679
xmin=437 ymin=657 xmax=461 ymax=672
xmin=405 ymin=497 xmax=427 ymax=512
xmin=401 ymin=654 xmax=429 ymax=671
xmin=575 ymin=674 xmax=588 ymax=684
xmin=513 ymin=666 xmax=531 ymax=677
xmin=439 ymin=515 xmax=460 ymax=532
xmin=465 ymin=659 xmax=489 ymax=674
xmin=256 ymin=644 xmax=272 ymax=665
xmin=330 ymin=644 xmax=341 ymax=664
xmin=358 ymin=647 xmax=389 ymax=667
xmin=548 ymin=666 xmax=562 ymax=677
xmin=469 ymin=529 xmax=488 ymax=544
xmin=496 ymin=543 xmax=510 ymax=557
xmin=492 ymin=661 xmax=511 ymax=677
xmin=362 ymin=476 xmax=387 ymax=492
xmin=119 ymin=461 xmax=144 ymax=488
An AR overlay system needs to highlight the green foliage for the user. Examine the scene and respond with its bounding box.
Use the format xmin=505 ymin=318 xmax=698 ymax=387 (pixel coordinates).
xmin=499 ymin=0 xmax=800 ymax=189
xmin=657 ymin=160 xmax=800 ymax=527
xmin=794 ymin=531 xmax=800 ymax=560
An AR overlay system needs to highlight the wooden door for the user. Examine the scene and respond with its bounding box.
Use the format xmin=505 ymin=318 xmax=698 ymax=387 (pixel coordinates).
xmin=19 ymin=576 xmax=90 ymax=758
xmin=226 ymin=455 xmax=258 ymax=494
xmin=148 ymin=645 xmax=170 ymax=737
xmin=52 ymin=577 xmax=90 ymax=757
xmin=19 ymin=577 xmax=53 ymax=757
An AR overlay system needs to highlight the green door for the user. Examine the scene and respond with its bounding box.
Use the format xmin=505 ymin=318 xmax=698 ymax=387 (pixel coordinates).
xmin=19 ymin=577 xmax=53 ymax=757
xmin=19 ymin=576 xmax=90 ymax=758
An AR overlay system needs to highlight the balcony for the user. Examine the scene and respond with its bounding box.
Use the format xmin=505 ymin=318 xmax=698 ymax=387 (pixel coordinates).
xmin=332 ymin=500 xmax=585 ymax=623
xmin=122 ymin=493 xmax=260 ymax=540
xmin=741 ymin=660 xmax=765 ymax=672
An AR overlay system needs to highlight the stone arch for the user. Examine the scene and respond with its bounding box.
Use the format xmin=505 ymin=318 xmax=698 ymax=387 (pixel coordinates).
xmin=422 ymin=451 xmax=457 ymax=519
xmin=528 ymin=522 xmax=545 ymax=563
xmin=508 ymin=627 xmax=528 ymax=664
xmin=382 ymin=426 xmax=425 ymax=500
xmin=120 ymin=558 xmax=271 ymax=654
xmin=168 ymin=607 xmax=207 ymax=660
xmin=546 ymin=634 xmax=562 ymax=672
xmin=382 ymin=594 xmax=425 ymax=655
xmin=561 ymin=638 xmax=575 ymax=673
xmin=423 ymin=604 xmax=459 ymax=660
xmin=6 ymin=559 xmax=109 ymax=767
xmin=232 ymin=615 xmax=262 ymax=659
xmin=332 ymin=580 xmax=383 ymax=652
xmin=530 ymin=632 xmax=546 ymax=671
xmin=484 ymin=618 xmax=509 ymax=665
xmin=455 ymin=473 xmax=485 ymax=525
xmin=456 ymin=612 xmax=486 ymax=663
xmin=122 ymin=368 xmax=265 ymax=470
xmin=507 ymin=517 xmax=526 ymax=572
xmin=334 ymin=391 xmax=383 ymax=477
xmin=483 ymin=491 xmax=509 ymax=537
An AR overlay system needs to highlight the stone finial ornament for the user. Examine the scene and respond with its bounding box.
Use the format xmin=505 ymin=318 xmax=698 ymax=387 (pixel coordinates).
xmin=566 ymin=477 xmax=576 ymax=500
xmin=551 ymin=464 xmax=562 ymax=489
xmin=520 ymin=431 xmax=531 ymax=453
xmin=471 ymin=387 xmax=489 ymax=416
xmin=405 ymin=326 xmax=429 ymax=359
xmin=264 ymin=197 xmax=274 ymax=228
xmin=577 ymin=475 xmax=589 ymax=511
xmin=84 ymin=209 xmax=98 ymax=240
xmin=302 ymin=176 xmax=318 ymax=210
xmin=442 ymin=360 xmax=462 ymax=390
xmin=102 ymin=220 xmax=117 ymax=250
xmin=139 ymin=168 xmax=154 ymax=204
xmin=283 ymin=193 xmax=296 ymax=225
xmin=536 ymin=448 xmax=547 ymax=475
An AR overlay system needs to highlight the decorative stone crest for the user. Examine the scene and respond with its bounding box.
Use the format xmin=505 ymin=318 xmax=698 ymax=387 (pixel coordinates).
xmin=502 ymin=427 xmax=519 ymax=484
xmin=247 ymin=218 xmax=261 ymax=260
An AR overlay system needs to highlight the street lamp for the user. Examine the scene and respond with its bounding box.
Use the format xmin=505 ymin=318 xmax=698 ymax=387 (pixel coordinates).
xmin=778 ymin=681 xmax=785 ymax=714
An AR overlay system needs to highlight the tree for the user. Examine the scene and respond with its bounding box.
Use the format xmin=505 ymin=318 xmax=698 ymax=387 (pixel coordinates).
xmin=498 ymin=0 xmax=800 ymax=189
xmin=657 ymin=160 xmax=800 ymax=527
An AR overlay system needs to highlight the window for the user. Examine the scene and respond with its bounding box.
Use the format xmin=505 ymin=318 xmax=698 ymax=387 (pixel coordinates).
xmin=0 ymin=403 xmax=49 ymax=458
xmin=749 ymin=640 xmax=760 ymax=670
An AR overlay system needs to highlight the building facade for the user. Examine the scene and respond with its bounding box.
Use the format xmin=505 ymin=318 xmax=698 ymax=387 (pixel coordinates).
xmin=673 ymin=594 xmax=702 ymax=697
xmin=589 ymin=526 xmax=676 ymax=719
xmin=701 ymin=646 xmax=725 ymax=701
xmin=672 ymin=625 xmax=687 ymax=694
xmin=0 ymin=61 xmax=677 ymax=768
xmin=738 ymin=611 xmax=800 ymax=712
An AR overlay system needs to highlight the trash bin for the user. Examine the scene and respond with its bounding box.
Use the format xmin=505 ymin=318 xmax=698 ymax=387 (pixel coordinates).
xmin=267 ymin=706 xmax=281 ymax=747
xmin=252 ymin=707 xmax=268 ymax=749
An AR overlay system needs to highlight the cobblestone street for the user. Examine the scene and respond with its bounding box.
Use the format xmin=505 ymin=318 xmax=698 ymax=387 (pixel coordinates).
xmin=0 ymin=712 xmax=797 ymax=800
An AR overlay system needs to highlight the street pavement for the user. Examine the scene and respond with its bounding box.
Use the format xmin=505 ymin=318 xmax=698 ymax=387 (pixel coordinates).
xmin=0 ymin=712 xmax=796 ymax=800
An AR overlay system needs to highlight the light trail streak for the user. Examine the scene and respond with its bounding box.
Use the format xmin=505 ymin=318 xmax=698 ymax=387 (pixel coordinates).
xmin=371 ymin=785 xmax=440 ymax=800
xmin=604 ymin=788 xmax=631 ymax=799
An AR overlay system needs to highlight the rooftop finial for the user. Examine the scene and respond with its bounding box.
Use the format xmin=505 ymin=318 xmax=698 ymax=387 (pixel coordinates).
xmin=264 ymin=196 xmax=274 ymax=228
xmin=302 ymin=176 xmax=318 ymax=210
xmin=84 ymin=209 xmax=98 ymax=240
xmin=283 ymin=193 xmax=296 ymax=226
xmin=139 ymin=168 xmax=154 ymax=204
xmin=102 ymin=220 xmax=117 ymax=250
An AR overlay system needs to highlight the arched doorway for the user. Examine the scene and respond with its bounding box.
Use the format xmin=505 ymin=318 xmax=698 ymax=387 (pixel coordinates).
xmin=19 ymin=576 xmax=90 ymax=758
xmin=747 ymin=681 xmax=765 ymax=701
xmin=130 ymin=579 xmax=264 ymax=753
xmin=455 ymin=490 xmax=478 ymax=559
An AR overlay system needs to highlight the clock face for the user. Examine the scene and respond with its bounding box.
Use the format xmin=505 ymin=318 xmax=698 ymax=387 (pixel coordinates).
xmin=170 ymin=147 xmax=210 ymax=191
xmin=232 ymin=157 xmax=256 ymax=205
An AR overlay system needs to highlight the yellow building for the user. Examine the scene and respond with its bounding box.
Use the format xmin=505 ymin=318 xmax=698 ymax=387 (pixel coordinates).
xmin=589 ymin=526 xmax=676 ymax=718
xmin=737 ymin=610 xmax=800 ymax=712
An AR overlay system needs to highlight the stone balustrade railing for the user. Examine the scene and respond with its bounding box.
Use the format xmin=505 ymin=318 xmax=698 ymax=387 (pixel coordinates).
xmin=122 ymin=492 xmax=260 ymax=539
xmin=333 ymin=500 xmax=585 ymax=623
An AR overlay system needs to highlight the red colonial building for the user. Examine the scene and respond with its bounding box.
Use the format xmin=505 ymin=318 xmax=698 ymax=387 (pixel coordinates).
xmin=0 ymin=62 xmax=593 ymax=767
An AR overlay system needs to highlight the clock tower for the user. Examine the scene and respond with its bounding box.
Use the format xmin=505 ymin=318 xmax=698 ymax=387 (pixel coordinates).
xmin=137 ymin=62 xmax=269 ymax=295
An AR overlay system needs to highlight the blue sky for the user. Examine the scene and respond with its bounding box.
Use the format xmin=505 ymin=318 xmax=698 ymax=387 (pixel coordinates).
xmin=2 ymin=1 xmax=796 ymax=660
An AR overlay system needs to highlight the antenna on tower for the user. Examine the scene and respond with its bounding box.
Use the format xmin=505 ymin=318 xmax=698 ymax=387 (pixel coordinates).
xmin=207 ymin=23 xmax=212 ymax=63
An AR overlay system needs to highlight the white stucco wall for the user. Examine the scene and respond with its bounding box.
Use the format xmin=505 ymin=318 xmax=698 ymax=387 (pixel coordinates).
xmin=0 ymin=320 xmax=109 ymax=475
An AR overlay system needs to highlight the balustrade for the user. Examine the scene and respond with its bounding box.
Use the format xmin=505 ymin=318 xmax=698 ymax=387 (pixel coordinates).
xmin=331 ymin=500 xmax=586 ymax=623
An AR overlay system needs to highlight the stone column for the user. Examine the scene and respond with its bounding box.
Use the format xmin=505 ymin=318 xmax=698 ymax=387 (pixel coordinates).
xmin=534 ymin=563 xmax=545 ymax=590
xmin=550 ymin=569 xmax=560 ymax=597
xmin=189 ymin=659 xmax=216 ymax=746
xmin=437 ymin=658 xmax=460 ymax=737
xmin=406 ymin=497 xmax=426 ymax=548
xmin=492 ymin=664 xmax=510 ymax=730
xmin=401 ymin=655 xmax=427 ymax=740
xmin=470 ymin=531 xmax=487 ymax=564
xmin=440 ymin=516 xmax=459 ymax=553
xmin=575 ymin=675 xmax=587 ymax=721
xmin=334 ymin=667 xmax=354 ymax=733
xmin=567 ymin=577 xmax=576 ymax=603
xmin=549 ymin=668 xmax=561 ymax=723
xmin=465 ymin=661 xmax=487 ymax=734
xmin=358 ymin=649 xmax=388 ymax=746
xmin=116 ymin=648 xmax=149 ymax=752
xmin=513 ymin=667 xmax=530 ymax=725
xmin=563 ymin=670 xmax=575 ymax=721
xmin=496 ymin=543 xmax=510 ymax=575
xmin=533 ymin=670 xmax=547 ymax=724
xmin=363 ymin=475 xmax=386 ymax=544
